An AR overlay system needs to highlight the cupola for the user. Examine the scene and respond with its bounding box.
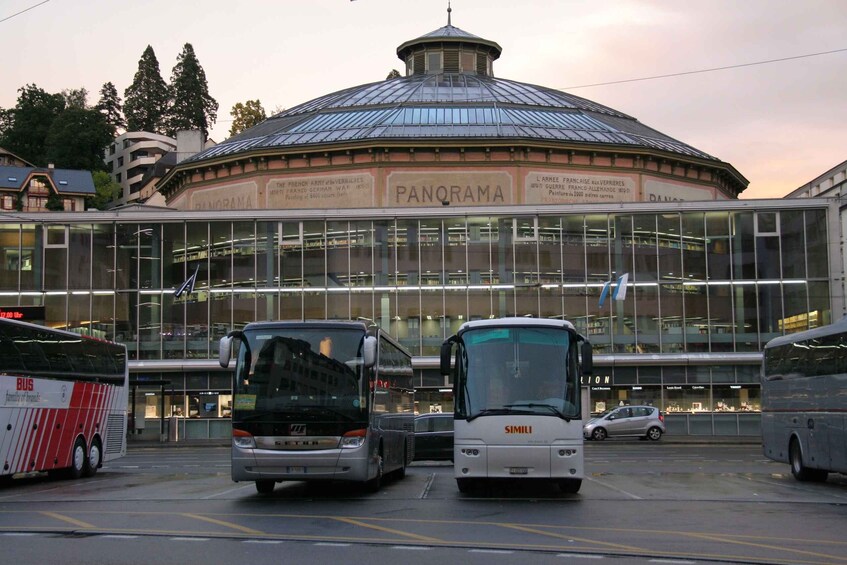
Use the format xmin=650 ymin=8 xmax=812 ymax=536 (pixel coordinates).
xmin=395 ymin=5 xmax=502 ymax=77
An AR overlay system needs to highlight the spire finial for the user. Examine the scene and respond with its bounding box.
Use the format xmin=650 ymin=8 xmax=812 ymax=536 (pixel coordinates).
xmin=447 ymin=1 xmax=452 ymax=26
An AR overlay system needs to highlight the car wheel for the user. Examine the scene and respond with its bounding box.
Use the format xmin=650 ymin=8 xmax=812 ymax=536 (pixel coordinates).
xmin=255 ymin=480 xmax=275 ymax=494
xmin=646 ymin=427 xmax=663 ymax=441
xmin=789 ymin=438 xmax=828 ymax=482
xmin=591 ymin=427 xmax=607 ymax=441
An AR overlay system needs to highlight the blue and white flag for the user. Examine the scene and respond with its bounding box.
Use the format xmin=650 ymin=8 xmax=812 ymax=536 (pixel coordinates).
xmin=598 ymin=280 xmax=612 ymax=307
xmin=613 ymin=273 xmax=629 ymax=301
xmin=599 ymin=273 xmax=629 ymax=307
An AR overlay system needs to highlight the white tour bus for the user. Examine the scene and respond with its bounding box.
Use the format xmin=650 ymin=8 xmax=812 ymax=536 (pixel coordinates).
xmin=219 ymin=320 xmax=414 ymax=494
xmin=761 ymin=317 xmax=847 ymax=481
xmin=0 ymin=318 xmax=128 ymax=481
xmin=440 ymin=317 xmax=593 ymax=493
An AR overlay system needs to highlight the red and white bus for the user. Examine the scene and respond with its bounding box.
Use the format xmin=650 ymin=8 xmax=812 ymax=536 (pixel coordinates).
xmin=0 ymin=318 xmax=129 ymax=480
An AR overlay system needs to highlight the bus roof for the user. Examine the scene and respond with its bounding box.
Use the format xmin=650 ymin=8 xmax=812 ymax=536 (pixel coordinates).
xmin=457 ymin=317 xmax=578 ymax=335
xmin=240 ymin=319 xmax=412 ymax=357
xmin=763 ymin=316 xmax=847 ymax=349
xmin=0 ymin=316 xmax=122 ymax=346
xmin=242 ymin=320 xmax=370 ymax=333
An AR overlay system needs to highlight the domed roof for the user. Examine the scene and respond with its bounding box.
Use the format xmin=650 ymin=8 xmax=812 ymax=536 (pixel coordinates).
xmin=187 ymin=17 xmax=717 ymax=165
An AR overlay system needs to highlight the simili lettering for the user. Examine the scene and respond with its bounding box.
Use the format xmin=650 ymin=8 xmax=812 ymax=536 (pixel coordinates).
xmin=505 ymin=425 xmax=532 ymax=434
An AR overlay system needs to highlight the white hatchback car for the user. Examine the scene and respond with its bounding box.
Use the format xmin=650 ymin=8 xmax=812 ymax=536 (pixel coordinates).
xmin=583 ymin=405 xmax=665 ymax=441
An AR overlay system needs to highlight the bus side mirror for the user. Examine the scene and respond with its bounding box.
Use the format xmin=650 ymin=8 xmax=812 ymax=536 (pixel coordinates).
xmin=219 ymin=336 xmax=232 ymax=368
xmin=440 ymin=336 xmax=457 ymax=375
xmin=363 ymin=336 xmax=377 ymax=368
xmin=581 ymin=341 xmax=593 ymax=375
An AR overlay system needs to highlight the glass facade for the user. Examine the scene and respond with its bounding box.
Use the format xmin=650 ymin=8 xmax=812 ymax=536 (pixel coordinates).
xmin=0 ymin=203 xmax=835 ymax=437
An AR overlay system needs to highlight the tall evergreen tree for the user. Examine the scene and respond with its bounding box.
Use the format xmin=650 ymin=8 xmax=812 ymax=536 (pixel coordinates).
xmin=123 ymin=45 xmax=169 ymax=134
xmin=0 ymin=84 xmax=65 ymax=166
xmin=167 ymin=43 xmax=218 ymax=139
xmin=96 ymin=82 xmax=125 ymax=133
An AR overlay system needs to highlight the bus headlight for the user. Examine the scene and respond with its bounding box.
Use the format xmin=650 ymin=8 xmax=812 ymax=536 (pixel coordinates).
xmin=232 ymin=428 xmax=256 ymax=449
xmin=341 ymin=429 xmax=367 ymax=449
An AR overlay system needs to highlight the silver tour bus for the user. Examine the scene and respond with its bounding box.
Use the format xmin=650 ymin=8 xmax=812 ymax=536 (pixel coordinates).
xmin=761 ymin=317 xmax=847 ymax=482
xmin=441 ymin=317 xmax=593 ymax=494
xmin=219 ymin=320 xmax=414 ymax=494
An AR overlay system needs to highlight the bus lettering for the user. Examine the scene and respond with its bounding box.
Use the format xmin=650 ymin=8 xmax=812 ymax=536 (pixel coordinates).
xmin=16 ymin=377 xmax=34 ymax=391
xmin=505 ymin=425 xmax=532 ymax=434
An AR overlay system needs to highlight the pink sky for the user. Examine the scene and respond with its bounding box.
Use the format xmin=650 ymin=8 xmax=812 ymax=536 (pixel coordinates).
xmin=1 ymin=0 xmax=844 ymax=198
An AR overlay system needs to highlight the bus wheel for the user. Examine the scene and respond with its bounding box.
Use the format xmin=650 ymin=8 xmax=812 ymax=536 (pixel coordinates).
xmin=83 ymin=438 xmax=102 ymax=478
xmin=255 ymin=480 xmax=275 ymax=494
xmin=67 ymin=437 xmax=87 ymax=480
xmin=456 ymin=478 xmax=474 ymax=493
xmin=395 ymin=450 xmax=407 ymax=481
xmin=789 ymin=438 xmax=828 ymax=482
xmin=558 ymin=479 xmax=582 ymax=494
xmin=365 ymin=452 xmax=383 ymax=493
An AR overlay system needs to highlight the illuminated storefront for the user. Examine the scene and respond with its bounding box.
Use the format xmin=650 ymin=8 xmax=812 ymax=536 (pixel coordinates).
xmin=0 ymin=198 xmax=838 ymax=437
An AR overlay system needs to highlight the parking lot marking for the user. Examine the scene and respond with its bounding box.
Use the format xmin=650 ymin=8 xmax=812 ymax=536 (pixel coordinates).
xmin=333 ymin=517 xmax=441 ymax=542
xmin=39 ymin=511 xmax=96 ymax=529
xmin=201 ymin=483 xmax=256 ymax=499
xmin=586 ymin=475 xmax=642 ymax=499
xmin=181 ymin=513 xmax=264 ymax=535
xmin=500 ymin=523 xmax=647 ymax=553
xmin=684 ymin=531 xmax=847 ymax=563
xmin=419 ymin=472 xmax=435 ymax=499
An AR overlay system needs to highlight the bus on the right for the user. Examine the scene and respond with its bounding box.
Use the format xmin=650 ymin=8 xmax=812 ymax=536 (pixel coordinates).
xmin=761 ymin=317 xmax=847 ymax=482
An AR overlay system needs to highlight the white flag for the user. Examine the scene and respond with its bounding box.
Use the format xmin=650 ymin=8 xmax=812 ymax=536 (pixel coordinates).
xmin=613 ymin=273 xmax=629 ymax=301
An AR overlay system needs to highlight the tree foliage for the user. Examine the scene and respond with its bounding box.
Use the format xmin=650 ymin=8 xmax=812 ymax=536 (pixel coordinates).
xmin=45 ymin=107 xmax=112 ymax=170
xmin=0 ymin=84 xmax=65 ymax=166
xmin=228 ymin=99 xmax=266 ymax=137
xmin=87 ymin=170 xmax=122 ymax=210
xmin=386 ymin=69 xmax=401 ymax=79
xmin=45 ymin=190 xmax=64 ymax=211
xmin=96 ymin=82 xmax=125 ymax=133
xmin=61 ymin=88 xmax=89 ymax=110
xmin=124 ymin=45 xmax=169 ymax=134
xmin=167 ymin=43 xmax=218 ymax=139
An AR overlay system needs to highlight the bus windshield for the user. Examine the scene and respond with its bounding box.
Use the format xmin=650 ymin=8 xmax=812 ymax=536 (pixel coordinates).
xmin=234 ymin=328 xmax=368 ymax=422
xmin=458 ymin=326 xmax=579 ymax=420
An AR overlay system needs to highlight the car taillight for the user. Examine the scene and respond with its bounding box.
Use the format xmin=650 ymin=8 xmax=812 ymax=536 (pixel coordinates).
xmin=658 ymin=412 xmax=664 ymax=423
